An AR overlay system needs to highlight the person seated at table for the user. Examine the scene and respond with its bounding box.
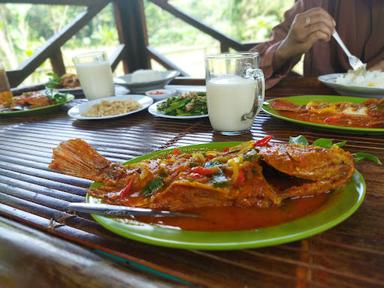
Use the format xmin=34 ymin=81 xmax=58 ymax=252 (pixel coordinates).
xmin=251 ymin=0 xmax=384 ymax=88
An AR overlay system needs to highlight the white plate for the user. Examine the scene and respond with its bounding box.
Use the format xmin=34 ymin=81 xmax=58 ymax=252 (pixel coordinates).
xmin=68 ymin=95 xmax=153 ymax=120
xmin=318 ymin=73 xmax=384 ymax=98
xmin=114 ymin=70 xmax=180 ymax=93
xmin=148 ymin=99 xmax=208 ymax=119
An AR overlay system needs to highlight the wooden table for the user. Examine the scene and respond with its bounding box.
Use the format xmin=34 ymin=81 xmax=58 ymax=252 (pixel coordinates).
xmin=0 ymin=77 xmax=383 ymax=288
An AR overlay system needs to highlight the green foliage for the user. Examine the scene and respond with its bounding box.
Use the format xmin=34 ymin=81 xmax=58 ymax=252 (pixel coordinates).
xmin=0 ymin=1 xmax=294 ymax=84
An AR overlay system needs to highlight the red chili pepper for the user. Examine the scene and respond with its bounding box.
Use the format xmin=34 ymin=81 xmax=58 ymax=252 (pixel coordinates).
xmin=254 ymin=135 xmax=273 ymax=147
xmin=173 ymin=148 xmax=181 ymax=156
xmin=190 ymin=166 xmax=218 ymax=175
xmin=324 ymin=116 xmax=341 ymax=123
xmin=236 ymin=169 xmax=246 ymax=186
xmin=119 ymin=178 xmax=134 ymax=199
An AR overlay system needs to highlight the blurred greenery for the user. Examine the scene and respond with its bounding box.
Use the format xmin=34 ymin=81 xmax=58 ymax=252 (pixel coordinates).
xmin=0 ymin=0 xmax=293 ymax=84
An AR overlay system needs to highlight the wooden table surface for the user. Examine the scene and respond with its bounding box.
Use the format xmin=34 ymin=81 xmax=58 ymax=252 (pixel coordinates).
xmin=0 ymin=77 xmax=383 ymax=288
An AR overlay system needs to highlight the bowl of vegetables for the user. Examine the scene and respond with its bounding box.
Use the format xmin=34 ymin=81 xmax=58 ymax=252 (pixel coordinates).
xmin=148 ymin=92 xmax=208 ymax=119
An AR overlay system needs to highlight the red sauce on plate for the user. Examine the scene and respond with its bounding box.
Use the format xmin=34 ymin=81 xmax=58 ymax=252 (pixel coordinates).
xmin=136 ymin=194 xmax=329 ymax=231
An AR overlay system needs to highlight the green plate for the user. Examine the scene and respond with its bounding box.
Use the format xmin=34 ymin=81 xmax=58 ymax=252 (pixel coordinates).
xmin=88 ymin=142 xmax=366 ymax=250
xmin=262 ymin=95 xmax=384 ymax=134
xmin=0 ymin=94 xmax=75 ymax=116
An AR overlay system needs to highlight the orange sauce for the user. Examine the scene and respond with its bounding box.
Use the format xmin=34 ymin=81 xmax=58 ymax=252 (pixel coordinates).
xmin=136 ymin=194 xmax=329 ymax=231
xmin=279 ymin=110 xmax=380 ymax=128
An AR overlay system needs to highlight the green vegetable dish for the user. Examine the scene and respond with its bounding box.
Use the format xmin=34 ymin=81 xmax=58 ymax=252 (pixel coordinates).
xmin=157 ymin=92 xmax=207 ymax=116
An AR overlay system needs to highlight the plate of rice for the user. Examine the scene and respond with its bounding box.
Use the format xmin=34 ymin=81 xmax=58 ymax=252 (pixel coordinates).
xmin=68 ymin=95 xmax=153 ymax=120
xmin=318 ymin=70 xmax=384 ymax=98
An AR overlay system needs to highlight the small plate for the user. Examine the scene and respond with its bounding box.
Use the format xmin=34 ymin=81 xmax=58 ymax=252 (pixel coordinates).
xmin=148 ymin=99 xmax=208 ymax=119
xmin=0 ymin=93 xmax=74 ymax=116
xmin=262 ymin=95 xmax=384 ymax=134
xmin=318 ymin=73 xmax=384 ymax=98
xmin=88 ymin=142 xmax=366 ymax=250
xmin=114 ymin=70 xmax=180 ymax=93
xmin=68 ymin=95 xmax=153 ymax=120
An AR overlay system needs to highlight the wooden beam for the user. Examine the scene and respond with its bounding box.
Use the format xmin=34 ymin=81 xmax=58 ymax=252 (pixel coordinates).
xmin=108 ymin=44 xmax=126 ymax=72
xmin=147 ymin=46 xmax=189 ymax=76
xmin=7 ymin=0 xmax=109 ymax=87
xmin=149 ymin=0 xmax=244 ymax=50
xmin=0 ymin=0 xmax=95 ymax=6
xmin=113 ymin=0 xmax=150 ymax=73
xmin=49 ymin=49 xmax=66 ymax=76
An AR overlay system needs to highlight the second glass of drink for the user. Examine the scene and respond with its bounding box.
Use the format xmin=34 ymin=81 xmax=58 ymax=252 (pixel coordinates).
xmin=205 ymin=53 xmax=265 ymax=135
xmin=73 ymin=51 xmax=114 ymax=100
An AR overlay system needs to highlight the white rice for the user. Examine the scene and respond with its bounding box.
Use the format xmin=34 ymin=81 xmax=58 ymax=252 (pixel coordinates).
xmin=335 ymin=70 xmax=384 ymax=88
xmin=131 ymin=70 xmax=162 ymax=83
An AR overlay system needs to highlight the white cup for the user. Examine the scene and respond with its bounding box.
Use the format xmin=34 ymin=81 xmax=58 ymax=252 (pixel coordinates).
xmin=205 ymin=53 xmax=265 ymax=135
xmin=73 ymin=51 xmax=114 ymax=100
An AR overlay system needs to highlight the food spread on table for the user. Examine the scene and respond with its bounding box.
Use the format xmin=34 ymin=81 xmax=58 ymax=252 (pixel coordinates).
xmin=0 ymin=90 xmax=70 ymax=112
xmin=157 ymin=92 xmax=207 ymax=116
xmin=46 ymin=72 xmax=80 ymax=89
xmin=81 ymin=99 xmax=141 ymax=117
xmin=49 ymin=136 xmax=356 ymax=231
xmin=270 ymin=97 xmax=384 ymax=128
xmin=335 ymin=70 xmax=384 ymax=88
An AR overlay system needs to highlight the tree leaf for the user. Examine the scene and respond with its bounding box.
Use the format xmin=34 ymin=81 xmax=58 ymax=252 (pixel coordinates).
xmin=289 ymin=135 xmax=309 ymax=145
xmin=353 ymin=152 xmax=382 ymax=165
xmin=312 ymin=138 xmax=333 ymax=148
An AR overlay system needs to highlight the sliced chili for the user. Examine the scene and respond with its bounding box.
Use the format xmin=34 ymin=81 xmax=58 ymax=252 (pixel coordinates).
xmin=254 ymin=135 xmax=273 ymax=147
xmin=119 ymin=178 xmax=134 ymax=199
xmin=190 ymin=166 xmax=219 ymax=175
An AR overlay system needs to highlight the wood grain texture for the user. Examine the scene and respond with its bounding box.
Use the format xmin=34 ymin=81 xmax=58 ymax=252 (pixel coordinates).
xmin=0 ymin=77 xmax=383 ymax=287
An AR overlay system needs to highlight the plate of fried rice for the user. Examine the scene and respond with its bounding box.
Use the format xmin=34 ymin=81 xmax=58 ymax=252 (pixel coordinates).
xmin=318 ymin=70 xmax=384 ymax=98
xmin=68 ymin=95 xmax=153 ymax=120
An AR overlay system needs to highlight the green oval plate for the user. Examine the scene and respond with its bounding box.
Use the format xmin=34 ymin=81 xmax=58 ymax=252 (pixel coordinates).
xmin=262 ymin=95 xmax=384 ymax=134
xmin=0 ymin=93 xmax=75 ymax=116
xmin=88 ymin=142 xmax=366 ymax=250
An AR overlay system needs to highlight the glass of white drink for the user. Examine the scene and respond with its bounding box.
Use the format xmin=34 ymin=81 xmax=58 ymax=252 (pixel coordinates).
xmin=205 ymin=53 xmax=264 ymax=135
xmin=73 ymin=51 xmax=114 ymax=100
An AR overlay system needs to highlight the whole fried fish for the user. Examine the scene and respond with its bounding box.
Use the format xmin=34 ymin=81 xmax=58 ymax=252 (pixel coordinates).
xmin=49 ymin=139 xmax=354 ymax=211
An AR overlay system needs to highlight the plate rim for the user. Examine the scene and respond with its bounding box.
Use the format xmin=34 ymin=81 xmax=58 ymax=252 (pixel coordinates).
xmin=318 ymin=73 xmax=384 ymax=94
xmin=148 ymin=99 xmax=208 ymax=119
xmin=114 ymin=70 xmax=180 ymax=87
xmin=88 ymin=141 xmax=366 ymax=250
xmin=67 ymin=94 xmax=154 ymax=120
xmin=0 ymin=93 xmax=75 ymax=116
xmin=262 ymin=95 xmax=384 ymax=133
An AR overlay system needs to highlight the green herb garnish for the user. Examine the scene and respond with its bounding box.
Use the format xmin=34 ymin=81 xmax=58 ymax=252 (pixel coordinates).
xmin=289 ymin=135 xmax=309 ymax=145
xmin=141 ymin=176 xmax=164 ymax=197
xmin=290 ymin=135 xmax=382 ymax=165
xmin=46 ymin=72 xmax=61 ymax=89
xmin=352 ymin=152 xmax=382 ymax=165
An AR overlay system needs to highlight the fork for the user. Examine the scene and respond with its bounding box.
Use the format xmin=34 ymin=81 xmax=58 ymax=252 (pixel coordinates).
xmin=332 ymin=31 xmax=366 ymax=72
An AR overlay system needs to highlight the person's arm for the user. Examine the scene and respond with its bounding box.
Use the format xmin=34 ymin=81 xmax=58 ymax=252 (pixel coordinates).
xmin=369 ymin=59 xmax=384 ymax=71
xmin=251 ymin=1 xmax=335 ymax=88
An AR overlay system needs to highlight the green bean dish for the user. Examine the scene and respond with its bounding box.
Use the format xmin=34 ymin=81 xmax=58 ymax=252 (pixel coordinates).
xmin=157 ymin=92 xmax=207 ymax=116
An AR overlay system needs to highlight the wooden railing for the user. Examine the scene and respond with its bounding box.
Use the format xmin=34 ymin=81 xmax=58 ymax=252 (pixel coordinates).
xmin=3 ymin=0 xmax=260 ymax=87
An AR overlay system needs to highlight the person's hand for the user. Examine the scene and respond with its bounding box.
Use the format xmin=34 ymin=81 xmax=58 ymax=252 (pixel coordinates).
xmin=369 ymin=60 xmax=384 ymax=71
xmin=274 ymin=8 xmax=336 ymax=70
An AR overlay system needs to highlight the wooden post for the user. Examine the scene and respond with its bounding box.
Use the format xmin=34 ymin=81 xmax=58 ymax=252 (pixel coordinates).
xmin=50 ymin=49 xmax=66 ymax=76
xmin=113 ymin=0 xmax=150 ymax=73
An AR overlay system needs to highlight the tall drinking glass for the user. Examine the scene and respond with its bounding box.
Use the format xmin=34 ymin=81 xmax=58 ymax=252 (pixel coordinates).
xmin=205 ymin=53 xmax=265 ymax=135
xmin=73 ymin=51 xmax=114 ymax=100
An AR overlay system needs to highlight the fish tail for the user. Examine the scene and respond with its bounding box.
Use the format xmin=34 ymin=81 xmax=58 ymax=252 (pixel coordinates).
xmin=49 ymin=139 xmax=128 ymax=185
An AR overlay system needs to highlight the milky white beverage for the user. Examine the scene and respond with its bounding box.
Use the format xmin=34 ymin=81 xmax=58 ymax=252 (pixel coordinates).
xmin=75 ymin=61 xmax=114 ymax=100
xmin=207 ymin=76 xmax=257 ymax=132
